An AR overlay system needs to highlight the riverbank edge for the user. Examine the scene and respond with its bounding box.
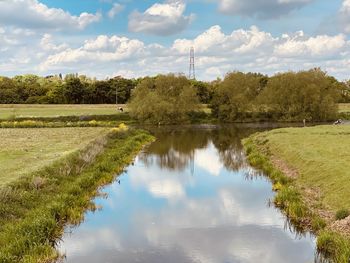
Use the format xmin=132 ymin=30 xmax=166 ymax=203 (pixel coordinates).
xmin=0 ymin=127 xmax=155 ymax=263
xmin=0 ymin=109 xmax=348 ymax=128
xmin=242 ymin=134 xmax=350 ymax=263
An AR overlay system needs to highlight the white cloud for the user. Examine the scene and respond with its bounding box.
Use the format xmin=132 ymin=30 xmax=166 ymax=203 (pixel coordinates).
xmin=339 ymin=0 xmax=350 ymax=33
xmin=0 ymin=0 xmax=101 ymax=31
xmin=0 ymin=24 xmax=349 ymax=81
xmin=128 ymin=0 xmax=194 ymax=35
xmin=275 ymin=33 xmax=346 ymax=57
xmin=108 ymin=3 xmax=124 ymax=19
xmin=39 ymin=35 xmax=145 ymax=70
xmin=218 ymin=0 xmax=313 ymax=18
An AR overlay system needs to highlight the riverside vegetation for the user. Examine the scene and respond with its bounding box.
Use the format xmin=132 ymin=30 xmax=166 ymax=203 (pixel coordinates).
xmin=0 ymin=125 xmax=154 ymax=263
xmin=243 ymin=125 xmax=350 ymax=262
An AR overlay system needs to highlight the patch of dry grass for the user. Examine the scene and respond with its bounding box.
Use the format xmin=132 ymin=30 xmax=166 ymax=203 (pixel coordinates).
xmin=0 ymin=127 xmax=109 ymax=186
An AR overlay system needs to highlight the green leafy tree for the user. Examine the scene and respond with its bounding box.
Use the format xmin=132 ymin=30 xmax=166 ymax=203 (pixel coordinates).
xmin=211 ymin=72 xmax=267 ymax=121
xmin=259 ymin=69 xmax=339 ymax=121
xmin=128 ymin=74 xmax=200 ymax=124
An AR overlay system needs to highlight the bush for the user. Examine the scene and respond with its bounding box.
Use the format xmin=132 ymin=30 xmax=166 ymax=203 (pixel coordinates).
xmin=335 ymin=209 xmax=349 ymax=220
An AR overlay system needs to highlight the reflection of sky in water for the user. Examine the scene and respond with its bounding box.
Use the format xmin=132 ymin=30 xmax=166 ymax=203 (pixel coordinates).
xmin=58 ymin=128 xmax=317 ymax=263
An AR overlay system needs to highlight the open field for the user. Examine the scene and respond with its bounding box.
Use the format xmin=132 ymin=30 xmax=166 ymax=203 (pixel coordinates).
xmin=249 ymin=125 xmax=350 ymax=211
xmin=339 ymin=103 xmax=350 ymax=113
xmin=0 ymin=104 xmax=127 ymax=119
xmin=0 ymin=127 xmax=109 ymax=186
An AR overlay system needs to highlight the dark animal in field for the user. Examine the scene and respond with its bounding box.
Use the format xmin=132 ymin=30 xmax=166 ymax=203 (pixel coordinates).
xmin=118 ymin=107 xmax=124 ymax=112
xmin=334 ymin=119 xmax=342 ymax=125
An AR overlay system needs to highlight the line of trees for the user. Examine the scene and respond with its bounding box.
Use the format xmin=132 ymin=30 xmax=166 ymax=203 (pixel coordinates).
xmin=0 ymin=74 xmax=136 ymax=104
xmin=129 ymin=69 xmax=349 ymax=123
xmin=0 ymin=69 xmax=349 ymax=122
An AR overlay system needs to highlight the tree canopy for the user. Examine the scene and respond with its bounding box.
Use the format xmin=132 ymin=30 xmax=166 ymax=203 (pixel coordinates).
xmin=128 ymin=74 xmax=200 ymax=124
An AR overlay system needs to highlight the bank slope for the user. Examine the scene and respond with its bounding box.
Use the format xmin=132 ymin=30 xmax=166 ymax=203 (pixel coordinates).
xmin=243 ymin=125 xmax=350 ymax=262
xmin=0 ymin=127 xmax=154 ymax=263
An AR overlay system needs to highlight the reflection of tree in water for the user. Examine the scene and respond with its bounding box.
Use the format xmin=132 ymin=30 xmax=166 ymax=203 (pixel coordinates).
xmin=140 ymin=125 xmax=271 ymax=173
xmin=139 ymin=128 xmax=210 ymax=171
xmin=211 ymin=125 xmax=267 ymax=172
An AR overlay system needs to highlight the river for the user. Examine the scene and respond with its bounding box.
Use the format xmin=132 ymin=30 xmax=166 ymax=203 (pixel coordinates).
xmin=58 ymin=125 xmax=322 ymax=263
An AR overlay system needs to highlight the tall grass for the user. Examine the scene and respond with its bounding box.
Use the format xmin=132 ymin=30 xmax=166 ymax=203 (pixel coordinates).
xmin=0 ymin=127 xmax=154 ymax=262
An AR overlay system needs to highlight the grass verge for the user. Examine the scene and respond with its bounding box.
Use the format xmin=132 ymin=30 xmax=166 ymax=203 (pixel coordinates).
xmin=0 ymin=126 xmax=154 ymax=263
xmin=242 ymin=126 xmax=350 ymax=262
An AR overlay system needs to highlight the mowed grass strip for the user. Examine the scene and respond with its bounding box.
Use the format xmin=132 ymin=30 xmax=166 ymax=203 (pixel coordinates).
xmin=0 ymin=104 xmax=127 ymax=119
xmin=0 ymin=127 xmax=109 ymax=186
xmin=339 ymin=103 xmax=350 ymax=113
xmin=252 ymin=125 xmax=350 ymax=212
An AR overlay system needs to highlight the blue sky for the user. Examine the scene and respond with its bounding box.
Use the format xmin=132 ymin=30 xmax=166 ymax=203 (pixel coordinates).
xmin=0 ymin=0 xmax=349 ymax=80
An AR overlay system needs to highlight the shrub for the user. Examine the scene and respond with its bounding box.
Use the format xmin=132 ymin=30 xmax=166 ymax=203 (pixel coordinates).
xmin=335 ymin=209 xmax=349 ymax=220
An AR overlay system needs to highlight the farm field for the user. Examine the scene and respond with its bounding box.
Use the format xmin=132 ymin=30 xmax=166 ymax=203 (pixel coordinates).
xmin=0 ymin=127 xmax=109 ymax=186
xmin=339 ymin=103 xmax=350 ymax=113
xmin=0 ymin=104 xmax=127 ymax=119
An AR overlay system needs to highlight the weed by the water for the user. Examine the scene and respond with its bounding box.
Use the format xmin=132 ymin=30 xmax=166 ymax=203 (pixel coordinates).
xmin=335 ymin=209 xmax=350 ymax=221
xmin=317 ymin=230 xmax=350 ymax=263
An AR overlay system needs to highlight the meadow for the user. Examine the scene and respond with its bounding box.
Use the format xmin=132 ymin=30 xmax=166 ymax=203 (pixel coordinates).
xmin=339 ymin=103 xmax=350 ymax=113
xmin=0 ymin=127 xmax=109 ymax=186
xmin=0 ymin=104 xmax=127 ymax=119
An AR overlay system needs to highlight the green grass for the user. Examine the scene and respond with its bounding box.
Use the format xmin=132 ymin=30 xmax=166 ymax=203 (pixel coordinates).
xmin=243 ymin=125 xmax=350 ymax=262
xmin=254 ymin=125 xmax=350 ymax=211
xmin=0 ymin=104 xmax=127 ymax=119
xmin=0 ymin=127 xmax=109 ymax=186
xmin=0 ymin=128 xmax=154 ymax=262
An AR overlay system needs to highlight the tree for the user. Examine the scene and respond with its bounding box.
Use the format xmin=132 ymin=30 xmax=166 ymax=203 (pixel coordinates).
xmin=259 ymin=69 xmax=340 ymax=121
xmin=63 ymin=74 xmax=86 ymax=104
xmin=211 ymin=72 xmax=267 ymax=121
xmin=128 ymin=74 xmax=200 ymax=124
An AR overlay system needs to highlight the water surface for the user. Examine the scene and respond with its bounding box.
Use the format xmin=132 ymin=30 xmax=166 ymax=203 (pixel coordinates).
xmin=58 ymin=125 xmax=318 ymax=263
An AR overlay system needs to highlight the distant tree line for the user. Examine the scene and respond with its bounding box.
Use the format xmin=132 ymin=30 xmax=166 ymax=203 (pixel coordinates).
xmin=0 ymin=74 xmax=136 ymax=104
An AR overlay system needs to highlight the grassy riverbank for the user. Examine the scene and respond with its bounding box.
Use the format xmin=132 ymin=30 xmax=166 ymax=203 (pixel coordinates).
xmin=0 ymin=127 xmax=154 ymax=263
xmin=243 ymin=125 xmax=350 ymax=262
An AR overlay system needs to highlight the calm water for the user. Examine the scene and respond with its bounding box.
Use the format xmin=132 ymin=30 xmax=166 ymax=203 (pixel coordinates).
xmin=58 ymin=125 xmax=319 ymax=263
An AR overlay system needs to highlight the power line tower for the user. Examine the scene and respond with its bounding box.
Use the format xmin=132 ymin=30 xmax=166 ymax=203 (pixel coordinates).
xmin=189 ymin=47 xmax=196 ymax=80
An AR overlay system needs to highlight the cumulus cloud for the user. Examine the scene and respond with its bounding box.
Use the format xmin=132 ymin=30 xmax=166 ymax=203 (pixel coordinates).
xmin=108 ymin=3 xmax=124 ymax=19
xmin=218 ymin=0 xmax=313 ymax=18
xmin=39 ymin=35 xmax=145 ymax=70
xmin=275 ymin=32 xmax=347 ymax=57
xmin=0 ymin=0 xmax=101 ymax=31
xmin=128 ymin=0 xmax=194 ymax=35
xmin=0 ymin=24 xmax=349 ymax=81
xmin=339 ymin=0 xmax=350 ymax=33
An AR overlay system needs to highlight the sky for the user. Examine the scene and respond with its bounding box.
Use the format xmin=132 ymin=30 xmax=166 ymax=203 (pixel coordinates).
xmin=0 ymin=0 xmax=349 ymax=81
